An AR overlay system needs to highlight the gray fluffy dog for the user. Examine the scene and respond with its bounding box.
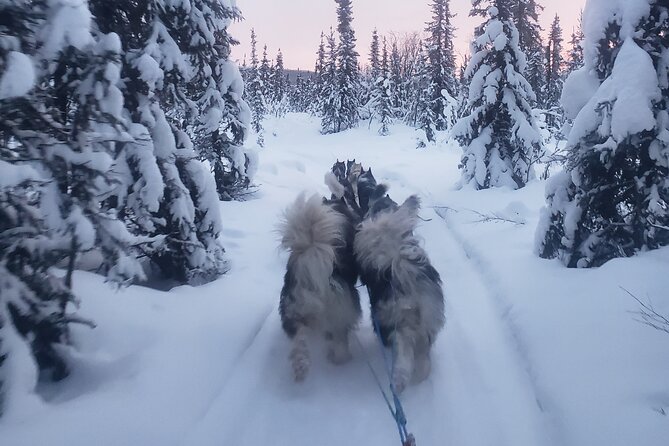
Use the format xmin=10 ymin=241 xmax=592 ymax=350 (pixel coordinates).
xmin=327 ymin=163 xmax=445 ymax=393
xmin=278 ymin=193 xmax=361 ymax=382
xmin=355 ymin=190 xmax=445 ymax=393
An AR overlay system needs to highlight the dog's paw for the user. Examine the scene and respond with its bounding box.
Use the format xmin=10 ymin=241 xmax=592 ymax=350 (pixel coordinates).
xmin=291 ymin=353 xmax=310 ymax=382
xmin=391 ymin=370 xmax=409 ymax=394
xmin=412 ymin=355 xmax=431 ymax=383
xmin=327 ymin=346 xmax=352 ymax=365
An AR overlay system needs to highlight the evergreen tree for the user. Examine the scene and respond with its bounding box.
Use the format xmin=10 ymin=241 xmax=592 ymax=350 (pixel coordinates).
xmin=567 ymin=10 xmax=585 ymax=74
xmin=359 ymin=28 xmax=381 ymax=120
xmin=0 ymin=0 xmax=133 ymax=407
xmin=178 ymin=0 xmax=253 ymax=200
xmin=259 ymin=45 xmax=272 ymax=105
xmin=537 ymin=0 xmax=669 ymax=268
xmin=289 ymin=71 xmax=310 ymax=113
xmin=320 ymin=28 xmax=340 ymax=134
xmin=389 ymin=41 xmax=404 ymax=117
xmin=545 ymin=14 xmax=564 ymax=131
xmin=373 ymin=38 xmax=393 ymax=136
xmin=271 ymin=49 xmax=288 ymax=117
xmin=327 ymin=0 xmax=360 ymax=133
xmin=405 ymin=41 xmax=436 ymax=143
xmin=369 ymin=28 xmax=381 ymax=80
xmin=454 ymin=0 xmax=543 ymax=189
xmin=511 ymin=0 xmax=545 ymax=106
xmin=245 ymin=29 xmax=266 ymax=147
xmin=425 ymin=0 xmax=458 ymax=131
xmin=92 ymin=0 xmax=229 ymax=284
xmin=311 ymin=31 xmax=327 ymax=116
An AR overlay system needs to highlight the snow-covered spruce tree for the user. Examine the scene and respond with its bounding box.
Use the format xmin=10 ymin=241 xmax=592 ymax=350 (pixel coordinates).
xmin=359 ymin=28 xmax=380 ymax=121
xmin=245 ymin=29 xmax=266 ymax=147
xmin=271 ymin=49 xmax=288 ymax=117
xmin=0 ymin=163 xmax=79 ymax=404
xmin=372 ymin=38 xmax=393 ymax=136
xmin=320 ymin=28 xmax=340 ymax=134
xmin=545 ymin=14 xmax=564 ymax=131
xmin=425 ymin=0 xmax=458 ymax=131
xmin=567 ymin=10 xmax=585 ymax=74
xmin=0 ymin=0 xmax=139 ymax=400
xmin=258 ymin=44 xmax=272 ymax=113
xmin=389 ymin=40 xmax=404 ymax=118
xmin=0 ymin=0 xmax=79 ymax=405
xmin=323 ymin=0 xmax=360 ymax=134
xmin=288 ymin=71 xmax=309 ymax=113
xmin=91 ymin=0 xmax=229 ymax=284
xmin=405 ymin=41 xmax=435 ymax=143
xmin=369 ymin=29 xmax=381 ymax=80
xmin=181 ymin=0 xmax=253 ymax=201
xmin=510 ymin=0 xmax=545 ymax=106
xmin=536 ymin=0 xmax=669 ymax=268
xmin=310 ymin=31 xmax=327 ymax=116
xmin=453 ymin=1 xmax=543 ymax=189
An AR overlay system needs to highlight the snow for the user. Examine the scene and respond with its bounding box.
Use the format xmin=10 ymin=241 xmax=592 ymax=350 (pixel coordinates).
xmin=1 ymin=114 xmax=668 ymax=445
xmin=38 ymin=0 xmax=94 ymax=60
xmin=560 ymin=67 xmax=600 ymax=120
xmin=568 ymin=38 xmax=661 ymax=148
xmin=0 ymin=51 xmax=35 ymax=99
xmin=608 ymin=39 xmax=660 ymax=141
xmin=0 ymin=160 xmax=42 ymax=188
xmin=581 ymin=0 xmax=652 ymax=67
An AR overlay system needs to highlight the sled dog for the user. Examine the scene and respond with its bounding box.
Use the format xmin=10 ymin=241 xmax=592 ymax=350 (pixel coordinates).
xmin=278 ymin=193 xmax=361 ymax=381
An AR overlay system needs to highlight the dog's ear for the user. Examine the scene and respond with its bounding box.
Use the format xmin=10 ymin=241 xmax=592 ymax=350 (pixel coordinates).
xmin=399 ymin=195 xmax=421 ymax=216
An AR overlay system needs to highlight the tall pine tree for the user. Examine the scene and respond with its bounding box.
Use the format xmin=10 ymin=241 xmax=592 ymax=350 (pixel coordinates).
xmin=372 ymin=38 xmax=393 ymax=136
xmin=454 ymin=0 xmax=544 ymax=189
xmin=320 ymin=28 xmax=340 ymax=134
xmin=321 ymin=0 xmax=360 ymax=134
xmin=567 ymin=10 xmax=585 ymax=74
xmin=245 ymin=29 xmax=266 ymax=147
xmin=545 ymin=14 xmax=564 ymax=131
xmin=511 ymin=0 xmax=545 ymax=106
xmin=425 ymin=0 xmax=458 ymax=132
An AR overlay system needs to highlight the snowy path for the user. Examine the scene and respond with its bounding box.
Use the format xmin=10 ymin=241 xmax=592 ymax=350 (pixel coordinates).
xmin=182 ymin=120 xmax=553 ymax=446
xmin=182 ymin=210 xmax=552 ymax=446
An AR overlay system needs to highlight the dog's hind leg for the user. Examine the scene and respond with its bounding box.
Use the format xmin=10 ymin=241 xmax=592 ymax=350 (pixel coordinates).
xmin=290 ymin=325 xmax=310 ymax=382
xmin=390 ymin=330 xmax=415 ymax=394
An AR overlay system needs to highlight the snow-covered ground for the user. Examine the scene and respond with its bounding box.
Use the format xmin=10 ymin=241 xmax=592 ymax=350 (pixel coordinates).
xmin=2 ymin=113 xmax=669 ymax=446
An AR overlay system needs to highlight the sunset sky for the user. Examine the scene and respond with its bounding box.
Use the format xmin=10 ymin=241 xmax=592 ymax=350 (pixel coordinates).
xmin=230 ymin=0 xmax=587 ymax=71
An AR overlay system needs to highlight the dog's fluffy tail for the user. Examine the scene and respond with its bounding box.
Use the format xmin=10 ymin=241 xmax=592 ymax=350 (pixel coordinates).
xmin=280 ymin=193 xmax=345 ymax=296
xmin=355 ymin=195 xmax=424 ymax=291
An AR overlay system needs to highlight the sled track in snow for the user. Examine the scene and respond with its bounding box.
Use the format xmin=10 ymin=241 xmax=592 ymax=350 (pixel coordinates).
xmin=432 ymin=206 xmax=562 ymax=445
xmin=434 ymin=207 xmax=547 ymax=411
xmin=189 ymin=304 xmax=275 ymax=428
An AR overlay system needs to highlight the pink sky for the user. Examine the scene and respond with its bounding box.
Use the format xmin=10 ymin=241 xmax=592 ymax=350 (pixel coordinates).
xmin=230 ymin=0 xmax=586 ymax=71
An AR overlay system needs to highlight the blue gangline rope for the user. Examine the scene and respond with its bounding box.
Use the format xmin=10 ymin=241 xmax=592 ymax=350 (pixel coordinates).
xmin=353 ymin=317 xmax=416 ymax=446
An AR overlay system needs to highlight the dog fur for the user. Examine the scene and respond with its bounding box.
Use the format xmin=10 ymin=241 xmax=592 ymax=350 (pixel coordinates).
xmin=278 ymin=193 xmax=361 ymax=382
xmin=354 ymin=188 xmax=445 ymax=393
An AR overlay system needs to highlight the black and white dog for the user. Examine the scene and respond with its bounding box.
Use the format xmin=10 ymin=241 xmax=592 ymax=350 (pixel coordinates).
xmin=328 ymin=163 xmax=446 ymax=393
xmin=278 ymin=193 xmax=361 ymax=382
